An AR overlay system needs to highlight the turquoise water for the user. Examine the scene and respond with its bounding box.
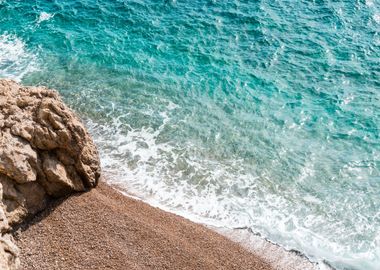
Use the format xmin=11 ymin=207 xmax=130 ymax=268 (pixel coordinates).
xmin=1 ymin=0 xmax=379 ymax=269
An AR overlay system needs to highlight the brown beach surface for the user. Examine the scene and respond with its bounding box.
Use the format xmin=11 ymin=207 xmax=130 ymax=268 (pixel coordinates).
xmin=14 ymin=181 xmax=272 ymax=270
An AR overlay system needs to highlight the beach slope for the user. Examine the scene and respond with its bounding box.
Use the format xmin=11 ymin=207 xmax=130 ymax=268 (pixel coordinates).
xmin=15 ymin=182 xmax=272 ymax=270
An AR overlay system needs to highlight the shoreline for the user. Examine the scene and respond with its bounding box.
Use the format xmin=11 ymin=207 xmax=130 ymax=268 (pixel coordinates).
xmin=213 ymin=227 xmax=326 ymax=270
xmin=110 ymin=182 xmax=324 ymax=270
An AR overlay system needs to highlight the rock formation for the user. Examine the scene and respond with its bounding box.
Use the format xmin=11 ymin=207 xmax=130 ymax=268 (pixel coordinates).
xmin=0 ymin=79 xmax=101 ymax=269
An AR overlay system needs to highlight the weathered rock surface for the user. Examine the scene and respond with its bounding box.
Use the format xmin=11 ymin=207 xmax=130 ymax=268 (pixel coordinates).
xmin=0 ymin=79 xmax=101 ymax=269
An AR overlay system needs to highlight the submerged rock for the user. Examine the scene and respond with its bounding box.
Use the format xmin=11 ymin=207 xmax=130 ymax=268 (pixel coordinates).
xmin=0 ymin=79 xmax=101 ymax=269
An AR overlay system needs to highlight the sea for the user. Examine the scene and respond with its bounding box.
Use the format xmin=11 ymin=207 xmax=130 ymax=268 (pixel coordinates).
xmin=0 ymin=1 xmax=379 ymax=269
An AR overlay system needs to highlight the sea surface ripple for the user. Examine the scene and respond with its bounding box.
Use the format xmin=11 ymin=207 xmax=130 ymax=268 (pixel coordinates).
xmin=0 ymin=1 xmax=379 ymax=269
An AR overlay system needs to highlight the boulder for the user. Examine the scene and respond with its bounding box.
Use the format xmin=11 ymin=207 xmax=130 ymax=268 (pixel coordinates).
xmin=0 ymin=79 xmax=101 ymax=269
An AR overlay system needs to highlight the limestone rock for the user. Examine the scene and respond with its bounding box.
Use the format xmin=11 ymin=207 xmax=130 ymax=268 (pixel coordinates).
xmin=0 ymin=183 xmax=19 ymax=270
xmin=0 ymin=79 xmax=101 ymax=269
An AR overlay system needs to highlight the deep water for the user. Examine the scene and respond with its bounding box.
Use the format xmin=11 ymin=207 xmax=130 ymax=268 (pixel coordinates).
xmin=1 ymin=1 xmax=379 ymax=269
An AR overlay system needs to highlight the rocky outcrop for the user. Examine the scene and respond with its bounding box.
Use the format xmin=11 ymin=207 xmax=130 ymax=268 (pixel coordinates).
xmin=0 ymin=79 xmax=101 ymax=269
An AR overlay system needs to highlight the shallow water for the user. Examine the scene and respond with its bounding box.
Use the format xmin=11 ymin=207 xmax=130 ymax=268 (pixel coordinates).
xmin=1 ymin=1 xmax=379 ymax=269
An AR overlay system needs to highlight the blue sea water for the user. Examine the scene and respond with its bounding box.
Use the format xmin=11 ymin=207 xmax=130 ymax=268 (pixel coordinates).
xmin=1 ymin=0 xmax=379 ymax=269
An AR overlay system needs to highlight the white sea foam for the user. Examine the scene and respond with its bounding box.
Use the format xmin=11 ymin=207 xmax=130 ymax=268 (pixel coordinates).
xmin=366 ymin=0 xmax=375 ymax=7
xmin=83 ymin=99 xmax=380 ymax=270
xmin=37 ymin=12 xmax=54 ymax=24
xmin=374 ymin=13 xmax=380 ymax=24
xmin=0 ymin=33 xmax=39 ymax=81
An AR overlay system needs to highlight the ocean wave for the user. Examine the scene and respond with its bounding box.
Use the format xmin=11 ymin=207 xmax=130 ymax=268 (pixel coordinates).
xmin=84 ymin=102 xmax=379 ymax=270
xmin=0 ymin=33 xmax=38 ymax=81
